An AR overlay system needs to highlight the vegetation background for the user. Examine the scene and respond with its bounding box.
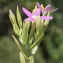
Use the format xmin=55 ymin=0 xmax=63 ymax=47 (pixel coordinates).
xmin=0 ymin=0 xmax=63 ymax=63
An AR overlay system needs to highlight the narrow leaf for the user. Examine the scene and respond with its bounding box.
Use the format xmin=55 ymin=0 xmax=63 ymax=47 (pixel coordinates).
xmin=16 ymin=6 xmax=22 ymax=28
xmin=20 ymin=52 xmax=26 ymax=63
xmin=29 ymin=56 xmax=34 ymax=63
xmin=30 ymin=33 xmax=44 ymax=49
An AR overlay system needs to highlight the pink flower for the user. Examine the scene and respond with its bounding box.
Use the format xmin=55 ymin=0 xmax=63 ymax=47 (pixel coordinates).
xmin=22 ymin=7 xmax=53 ymax=22
xmin=36 ymin=2 xmax=58 ymax=14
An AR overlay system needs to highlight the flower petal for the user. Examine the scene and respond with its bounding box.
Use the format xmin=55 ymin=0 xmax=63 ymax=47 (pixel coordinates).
xmin=45 ymin=4 xmax=51 ymax=12
xmin=33 ymin=8 xmax=40 ymax=15
xmin=50 ymin=8 xmax=58 ymax=12
xmin=24 ymin=18 xmax=35 ymax=22
xmin=41 ymin=16 xmax=53 ymax=20
xmin=22 ymin=7 xmax=32 ymax=18
xmin=24 ymin=18 xmax=30 ymax=21
xmin=36 ymin=2 xmax=42 ymax=10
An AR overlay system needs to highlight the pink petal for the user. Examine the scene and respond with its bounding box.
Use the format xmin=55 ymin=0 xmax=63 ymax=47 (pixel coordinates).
xmin=33 ymin=8 xmax=40 ymax=15
xmin=41 ymin=16 xmax=53 ymax=20
xmin=50 ymin=8 xmax=58 ymax=12
xmin=45 ymin=4 xmax=51 ymax=12
xmin=24 ymin=18 xmax=35 ymax=22
xmin=24 ymin=18 xmax=30 ymax=21
xmin=36 ymin=2 xmax=43 ymax=10
xmin=22 ymin=7 xmax=32 ymax=18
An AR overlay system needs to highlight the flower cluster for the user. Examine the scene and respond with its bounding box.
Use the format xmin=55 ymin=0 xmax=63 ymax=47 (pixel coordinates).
xmin=9 ymin=2 xmax=58 ymax=63
xmin=22 ymin=2 xmax=58 ymax=22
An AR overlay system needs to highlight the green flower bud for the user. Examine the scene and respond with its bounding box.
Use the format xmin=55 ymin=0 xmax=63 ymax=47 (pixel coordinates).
xmin=13 ymin=24 xmax=20 ymax=36
xmin=9 ymin=10 xmax=16 ymax=25
xmin=43 ymin=12 xmax=50 ymax=32
xmin=9 ymin=10 xmax=20 ymax=36
xmin=28 ymin=21 xmax=36 ymax=46
xmin=22 ymin=20 xmax=30 ymax=44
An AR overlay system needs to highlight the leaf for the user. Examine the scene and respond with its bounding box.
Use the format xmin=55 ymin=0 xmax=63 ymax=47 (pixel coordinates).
xmin=16 ymin=6 xmax=22 ymax=28
xmin=31 ymin=45 xmax=38 ymax=54
xmin=28 ymin=21 xmax=36 ymax=46
xmin=20 ymin=52 xmax=26 ymax=63
xmin=29 ymin=56 xmax=34 ymax=63
xmin=30 ymin=33 xmax=44 ymax=49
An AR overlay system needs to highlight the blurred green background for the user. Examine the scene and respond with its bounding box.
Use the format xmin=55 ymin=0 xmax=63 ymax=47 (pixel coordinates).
xmin=0 ymin=0 xmax=63 ymax=63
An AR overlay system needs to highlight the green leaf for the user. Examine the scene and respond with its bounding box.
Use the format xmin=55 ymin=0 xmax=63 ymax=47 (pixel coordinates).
xmin=29 ymin=56 xmax=34 ymax=63
xmin=12 ymin=35 xmax=30 ymax=59
xmin=31 ymin=45 xmax=38 ymax=54
xmin=12 ymin=35 xmax=23 ymax=54
xmin=16 ymin=6 xmax=22 ymax=28
xmin=21 ymin=45 xmax=32 ymax=58
xmin=30 ymin=33 xmax=44 ymax=49
xmin=20 ymin=52 xmax=26 ymax=63
xmin=28 ymin=21 xmax=36 ymax=46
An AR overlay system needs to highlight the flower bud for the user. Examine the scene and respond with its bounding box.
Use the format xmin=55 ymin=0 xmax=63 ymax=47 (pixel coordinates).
xmin=22 ymin=19 xmax=30 ymax=44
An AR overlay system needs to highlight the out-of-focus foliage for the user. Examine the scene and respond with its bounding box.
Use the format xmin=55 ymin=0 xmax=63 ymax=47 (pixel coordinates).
xmin=0 ymin=0 xmax=63 ymax=63
xmin=0 ymin=35 xmax=20 ymax=63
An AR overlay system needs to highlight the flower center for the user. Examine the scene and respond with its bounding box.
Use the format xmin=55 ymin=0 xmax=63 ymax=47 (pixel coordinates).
xmin=42 ymin=10 xmax=47 ymax=15
xmin=32 ymin=15 xmax=37 ymax=19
